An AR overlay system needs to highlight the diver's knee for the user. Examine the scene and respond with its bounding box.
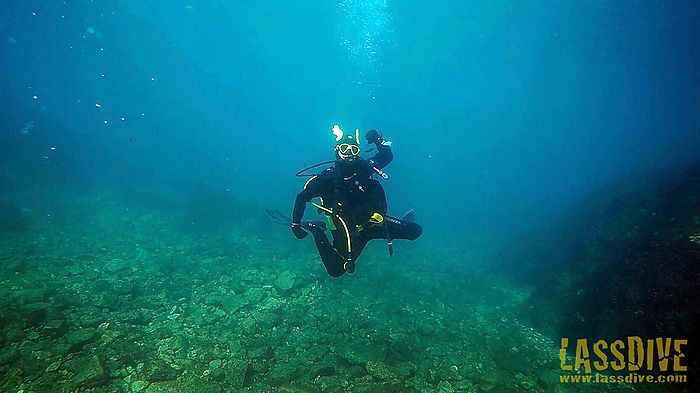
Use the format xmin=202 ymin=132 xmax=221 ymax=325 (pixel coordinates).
xmin=327 ymin=269 xmax=344 ymax=278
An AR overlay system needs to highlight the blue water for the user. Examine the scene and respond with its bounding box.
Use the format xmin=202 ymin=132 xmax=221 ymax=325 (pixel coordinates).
xmin=1 ymin=1 xmax=698 ymax=392
xmin=3 ymin=1 xmax=698 ymax=250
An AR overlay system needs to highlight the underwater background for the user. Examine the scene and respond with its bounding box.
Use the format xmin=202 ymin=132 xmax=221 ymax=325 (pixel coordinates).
xmin=1 ymin=1 xmax=699 ymax=392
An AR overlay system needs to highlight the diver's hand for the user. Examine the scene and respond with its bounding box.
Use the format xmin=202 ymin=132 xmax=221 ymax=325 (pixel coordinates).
xmin=291 ymin=223 xmax=307 ymax=239
xmin=365 ymin=129 xmax=382 ymax=145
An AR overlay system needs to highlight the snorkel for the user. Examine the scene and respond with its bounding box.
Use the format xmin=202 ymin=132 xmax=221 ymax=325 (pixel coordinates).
xmin=332 ymin=124 xmax=361 ymax=163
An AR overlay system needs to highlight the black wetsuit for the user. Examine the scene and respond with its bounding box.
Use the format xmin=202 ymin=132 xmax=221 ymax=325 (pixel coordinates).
xmin=292 ymin=143 xmax=422 ymax=276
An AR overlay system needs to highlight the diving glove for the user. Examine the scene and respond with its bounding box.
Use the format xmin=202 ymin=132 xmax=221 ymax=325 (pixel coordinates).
xmin=291 ymin=223 xmax=307 ymax=239
xmin=365 ymin=129 xmax=382 ymax=145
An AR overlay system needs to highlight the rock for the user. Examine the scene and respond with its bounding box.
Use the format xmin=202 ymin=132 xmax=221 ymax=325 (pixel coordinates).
xmin=170 ymin=335 xmax=190 ymax=355
xmin=405 ymin=375 xmax=432 ymax=392
xmin=316 ymin=365 xmax=335 ymax=377
xmin=142 ymin=359 xmax=180 ymax=382
xmin=122 ymin=309 xmax=147 ymax=325
xmin=303 ymin=345 xmax=328 ymax=363
xmin=0 ymin=347 xmax=19 ymax=366
xmin=255 ymin=311 xmax=280 ymax=329
xmin=224 ymin=359 xmax=250 ymax=388
xmin=221 ymin=296 xmax=248 ymax=314
xmin=365 ymin=361 xmax=396 ymax=381
xmin=267 ymin=362 xmax=303 ymax=385
xmin=480 ymin=370 xmax=511 ymax=392
xmin=78 ymin=315 xmax=105 ymax=328
xmin=23 ymin=302 xmax=52 ymax=327
xmin=65 ymin=355 xmax=107 ymax=388
xmin=0 ymin=366 xmax=23 ymax=392
xmin=145 ymin=378 xmax=222 ymax=393
xmin=46 ymin=360 xmax=62 ymax=372
xmin=433 ymin=361 xmax=461 ymax=381
xmin=437 ymin=380 xmax=455 ymax=393
xmin=131 ymin=380 xmax=148 ymax=392
xmin=204 ymin=293 xmax=223 ymax=307
xmin=240 ymin=317 xmax=257 ymax=335
xmin=112 ymin=278 xmax=136 ymax=295
xmin=43 ymin=319 xmax=68 ymax=336
xmin=494 ymin=348 xmax=531 ymax=373
xmin=274 ymin=271 xmax=296 ymax=292
xmin=396 ymin=361 xmax=417 ymax=377
xmin=145 ymin=381 xmax=179 ymax=393
xmin=517 ymin=374 xmax=539 ymax=390
xmin=261 ymin=297 xmax=284 ymax=314
xmin=19 ymin=287 xmax=48 ymax=304
xmin=4 ymin=325 xmax=25 ymax=342
xmin=338 ymin=341 xmax=387 ymax=365
xmin=66 ymin=328 xmax=98 ymax=352
xmin=536 ymin=368 xmax=560 ymax=386
xmin=210 ymin=367 xmax=225 ymax=382
xmin=246 ymin=345 xmax=272 ymax=361
xmin=451 ymin=380 xmax=475 ymax=391
xmin=201 ymin=309 xmax=220 ymax=325
xmin=244 ymin=287 xmax=264 ymax=303
xmin=105 ymin=258 xmax=130 ymax=273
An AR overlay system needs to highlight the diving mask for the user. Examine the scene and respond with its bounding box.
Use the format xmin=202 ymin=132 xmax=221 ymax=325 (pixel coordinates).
xmin=337 ymin=143 xmax=361 ymax=156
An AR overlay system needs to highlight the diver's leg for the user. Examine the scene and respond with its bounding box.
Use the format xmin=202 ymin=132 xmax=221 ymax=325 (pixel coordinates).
xmin=328 ymin=228 xmax=373 ymax=274
xmin=330 ymin=229 xmax=355 ymax=273
xmin=340 ymin=232 xmax=372 ymax=273
xmin=358 ymin=219 xmax=422 ymax=242
xmin=308 ymin=227 xmax=346 ymax=277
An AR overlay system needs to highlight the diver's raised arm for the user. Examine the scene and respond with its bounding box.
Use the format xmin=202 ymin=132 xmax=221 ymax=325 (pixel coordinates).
xmin=365 ymin=129 xmax=393 ymax=169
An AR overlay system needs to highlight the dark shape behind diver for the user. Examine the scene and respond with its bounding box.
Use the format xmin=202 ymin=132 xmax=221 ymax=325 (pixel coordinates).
xmin=265 ymin=124 xmax=422 ymax=277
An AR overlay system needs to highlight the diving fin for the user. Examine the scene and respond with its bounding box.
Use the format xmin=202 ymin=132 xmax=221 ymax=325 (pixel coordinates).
xmin=402 ymin=209 xmax=415 ymax=223
xmin=264 ymin=209 xmax=292 ymax=226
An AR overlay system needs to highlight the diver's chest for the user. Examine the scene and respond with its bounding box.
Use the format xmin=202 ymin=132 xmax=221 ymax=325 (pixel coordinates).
xmin=339 ymin=178 xmax=374 ymax=197
xmin=323 ymin=179 xmax=372 ymax=203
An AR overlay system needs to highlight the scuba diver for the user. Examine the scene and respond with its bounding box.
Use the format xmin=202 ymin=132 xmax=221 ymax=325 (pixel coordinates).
xmin=265 ymin=125 xmax=422 ymax=277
